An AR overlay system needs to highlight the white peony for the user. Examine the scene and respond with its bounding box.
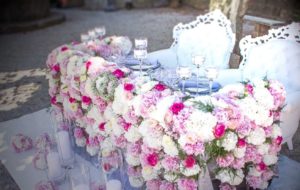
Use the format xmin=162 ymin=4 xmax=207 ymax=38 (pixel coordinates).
xmin=162 ymin=135 xmax=179 ymax=156
xmin=164 ymin=172 xmax=177 ymax=182
xmin=271 ymin=125 xmax=282 ymax=138
xmin=87 ymin=106 xmax=104 ymax=124
xmin=233 ymin=147 xmax=246 ymax=158
xmin=131 ymin=95 xmax=142 ymax=117
xmin=247 ymin=127 xmax=266 ymax=146
xmin=140 ymin=81 xmax=158 ymax=93
xmin=128 ymin=176 xmax=144 ymax=188
xmin=124 ymin=126 xmax=142 ymax=143
xmin=126 ymin=154 xmax=141 ymax=166
xmin=112 ymin=84 xmax=129 ymax=115
xmin=185 ymin=110 xmax=217 ymax=142
xmin=180 ymin=164 xmax=201 ymax=177
xmin=142 ymin=166 xmax=158 ymax=180
xmin=221 ymin=131 xmax=238 ymax=151
xmin=178 ymin=133 xmax=198 ymax=148
xmin=144 ymin=136 xmax=163 ymax=150
xmin=87 ymin=57 xmax=106 ymax=75
xmin=263 ymin=154 xmax=278 ymax=166
xmin=254 ymin=87 xmax=274 ymax=110
xmin=216 ymin=169 xmax=244 ymax=186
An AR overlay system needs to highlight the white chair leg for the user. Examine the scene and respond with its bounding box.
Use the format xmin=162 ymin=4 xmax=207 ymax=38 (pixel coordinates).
xmin=287 ymin=138 xmax=294 ymax=150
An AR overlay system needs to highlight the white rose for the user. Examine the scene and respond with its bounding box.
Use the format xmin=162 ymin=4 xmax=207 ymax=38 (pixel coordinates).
xmin=257 ymin=143 xmax=270 ymax=155
xmin=149 ymin=96 xmax=175 ymax=126
xmin=112 ymin=84 xmax=129 ymax=115
xmin=126 ymin=154 xmax=141 ymax=166
xmin=185 ymin=110 xmax=217 ymax=142
xmin=222 ymin=131 xmax=238 ymax=151
xmin=144 ymin=136 xmax=162 ymax=150
xmin=247 ymin=128 xmax=266 ymax=145
xmin=142 ymin=166 xmax=158 ymax=180
xmin=162 ymin=135 xmax=179 ymax=156
xmin=254 ymin=87 xmax=274 ymax=110
xmin=129 ymin=176 xmax=144 ymax=188
xmin=263 ymin=154 xmax=278 ymax=166
xmin=124 ymin=126 xmax=142 ymax=143
xmin=233 ymin=147 xmax=246 ymax=158
xmin=131 ymin=95 xmax=142 ymax=116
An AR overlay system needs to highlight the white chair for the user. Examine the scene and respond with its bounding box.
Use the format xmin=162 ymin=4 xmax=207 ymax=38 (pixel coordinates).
xmin=216 ymin=22 xmax=300 ymax=150
xmin=148 ymin=10 xmax=235 ymax=70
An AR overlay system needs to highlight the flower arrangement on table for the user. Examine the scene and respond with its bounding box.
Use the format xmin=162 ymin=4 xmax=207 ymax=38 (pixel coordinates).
xmin=46 ymin=39 xmax=286 ymax=190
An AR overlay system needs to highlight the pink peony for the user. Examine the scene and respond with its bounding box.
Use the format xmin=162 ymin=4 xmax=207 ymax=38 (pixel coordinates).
xmin=124 ymin=83 xmax=134 ymax=91
xmin=146 ymin=179 xmax=161 ymax=190
xmin=147 ymin=153 xmax=159 ymax=166
xmin=161 ymin=156 xmax=180 ymax=171
xmin=61 ymin=46 xmax=68 ymax=51
xmin=50 ymin=96 xmax=57 ymax=105
xmin=257 ymin=162 xmax=267 ymax=171
xmin=184 ymin=155 xmax=196 ymax=168
xmin=112 ymin=69 xmax=124 ymax=79
xmin=170 ymin=102 xmax=184 ymax=115
xmin=159 ymin=181 xmax=175 ymax=190
xmin=154 ymin=83 xmax=166 ymax=91
xmin=177 ymin=178 xmax=198 ymax=190
xmin=69 ymin=97 xmax=76 ymax=103
xmin=276 ymin=136 xmax=283 ymax=145
xmin=245 ymin=84 xmax=254 ymax=95
xmin=52 ymin=64 xmax=60 ymax=73
xmin=214 ymin=123 xmax=226 ymax=138
xmin=82 ymin=96 xmax=92 ymax=105
xmin=217 ymin=154 xmax=234 ymax=168
xmin=237 ymin=138 xmax=246 ymax=148
xmin=85 ymin=61 xmax=92 ymax=71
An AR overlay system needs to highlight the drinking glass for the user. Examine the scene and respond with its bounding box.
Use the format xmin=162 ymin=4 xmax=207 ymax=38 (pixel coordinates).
xmin=134 ymin=37 xmax=147 ymax=49
xmin=176 ymin=66 xmax=192 ymax=95
xmin=80 ymin=34 xmax=90 ymax=44
xmin=69 ymin=163 xmax=91 ymax=190
xmin=88 ymin=30 xmax=97 ymax=41
xmin=95 ymin=26 xmax=106 ymax=39
xmin=192 ymin=54 xmax=205 ymax=96
xmin=205 ymin=67 xmax=219 ymax=95
xmin=134 ymin=48 xmax=148 ymax=77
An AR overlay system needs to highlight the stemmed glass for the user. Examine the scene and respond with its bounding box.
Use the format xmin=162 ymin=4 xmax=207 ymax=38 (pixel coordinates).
xmin=192 ymin=54 xmax=205 ymax=96
xmin=95 ymin=26 xmax=106 ymax=39
xmin=176 ymin=66 xmax=192 ymax=95
xmin=134 ymin=37 xmax=148 ymax=77
xmin=88 ymin=29 xmax=97 ymax=41
xmin=80 ymin=33 xmax=90 ymax=44
xmin=205 ymin=67 xmax=219 ymax=95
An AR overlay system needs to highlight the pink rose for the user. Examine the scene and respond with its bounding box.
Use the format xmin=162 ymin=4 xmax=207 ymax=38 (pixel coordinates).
xmin=99 ymin=122 xmax=105 ymax=131
xmin=154 ymin=83 xmax=166 ymax=91
xmin=170 ymin=102 xmax=184 ymax=115
xmin=69 ymin=97 xmax=76 ymax=103
xmin=257 ymin=162 xmax=267 ymax=171
xmin=124 ymin=83 xmax=134 ymax=91
xmin=85 ymin=61 xmax=92 ymax=71
xmin=61 ymin=46 xmax=68 ymax=51
xmin=82 ymin=96 xmax=92 ymax=105
xmin=147 ymin=153 xmax=159 ymax=166
xmin=112 ymin=69 xmax=124 ymax=79
xmin=214 ymin=123 xmax=225 ymax=138
xmin=276 ymin=136 xmax=283 ymax=145
xmin=50 ymin=96 xmax=57 ymax=105
xmin=184 ymin=155 xmax=195 ymax=168
xmin=237 ymin=138 xmax=246 ymax=148
xmin=52 ymin=64 xmax=60 ymax=73
xmin=245 ymin=84 xmax=253 ymax=95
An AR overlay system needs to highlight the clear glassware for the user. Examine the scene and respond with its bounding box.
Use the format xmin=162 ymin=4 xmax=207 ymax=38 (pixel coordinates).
xmin=192 ymin=54 xmax=205 ymax=96
xmin=69 ymin=163 xmax=91 ymax=190
xmin=88 ymin=30 xmax=97 ymax=41
xmin=134 ymin=48 xmax=148 ymax=77
xmin=205 ymin=67 xmax=219 ymax=95
xmin=134 ymin=37 xmax=148 ymax=49
xmin=46 ymin=143 xmax=65 ymax=184
xmin=176 ymin=66 xmax=192 ymax=95
xmin=81 ymin=34 xmax=90 ymax=44
xmin=95 ymin=26 xmax=106 ymax=39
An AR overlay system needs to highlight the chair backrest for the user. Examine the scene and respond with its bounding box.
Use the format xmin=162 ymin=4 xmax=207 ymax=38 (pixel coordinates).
xmin=239 ymin=22 xmax=300 ymax=92
xmin=171 ymin=9 xmax=235 ymax=69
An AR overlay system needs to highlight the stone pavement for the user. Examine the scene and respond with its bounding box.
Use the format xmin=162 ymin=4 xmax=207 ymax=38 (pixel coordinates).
xmin=0 ymin=6 xmax=299 ymax=190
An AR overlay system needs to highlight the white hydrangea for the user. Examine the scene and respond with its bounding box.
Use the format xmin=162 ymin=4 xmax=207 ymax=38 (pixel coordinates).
xmin=124 ymin=126 xmax=142 ymax=143
xmin=129 ymin=176 xmax=144 ymax=188
xmin=185 ymin=110 xmax=217 ymax=142
xmin=247 ymin=128 xmax=266 ymax=146
xmin=110 ymin=36 xmax=133 ymax=55
xmin=263 ymin=154 xmax=278 ymax=166
xmin=233 ymin=147 xmax=246 ymax=158
xmin=216 ymin=169 xmax=244 ymax=186
xmin=180 ymin=164 xmax=201 ymax=177
xmin=162 ymin=135 xmax=179 ymax=156
xmin=142 ymin=166 xmax=158 ymax=180
xmin=257 ymin=143 xmax=270 ymax=155
xmin=221 ymin=131 xmax=238 ymax=151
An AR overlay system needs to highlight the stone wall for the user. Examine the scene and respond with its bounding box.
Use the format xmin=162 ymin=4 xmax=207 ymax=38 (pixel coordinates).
xmin=0 ymin=0 xmax=50 ymax=22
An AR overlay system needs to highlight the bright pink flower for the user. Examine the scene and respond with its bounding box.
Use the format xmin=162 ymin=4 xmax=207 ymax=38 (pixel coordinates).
xmin=99 ymin=122 xmax=105 ymax=131
xmin=214 ymin=123 xmax=226 ymax=138
xmin=237 ymin=138 xmax=246 ymax=148
xmin=147 ymin=153 xmax=159 ymax=166
xmin=246 ymin=84 xmax=253 ymax=95
xmin=61 ymin=46 xmax=68 ymax=51
xmin=154 ymin=83 xmax=166 ymax=91
xmin=112 ymin=69 xmax=124 ymax=79
xmin=82 ymin=96 xmax=91 ymax=105
xmin=170 ymin=102 xmax=184 ymax=115
xmin=184 ymin=155 xmax=196 ymax=168
xmin=276 ymin=136 xmax=283 ymax=145
xmin=123 ymin=122 xmax=131 ymax=131
xmin=85 ymin=61 xmax=92 ymax=71
xmin=52 ymin=64 xmax=60 ymax=73
xmin=50 ymin=96 xmax=57 ymax=105
xmin=69 ymin=97 xmax=76 ymax=103
xmin=257 ymin=162 xmax=267 ymax=171
xmin=124 ymin=83 xmax=134 ymax=91
xmin=74 ymin=128 xmax=84 ymax=138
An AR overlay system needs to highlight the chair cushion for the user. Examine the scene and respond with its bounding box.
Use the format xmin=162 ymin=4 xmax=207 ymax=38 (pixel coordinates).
xmin=243 ymin=39 xmax=300 ymax=92
xmin=176 ymin=23 xmax=232 ymax=69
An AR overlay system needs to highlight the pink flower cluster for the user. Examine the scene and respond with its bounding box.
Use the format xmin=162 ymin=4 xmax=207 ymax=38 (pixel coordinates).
xmin=11 ymin=133 xmax=33 ymax=153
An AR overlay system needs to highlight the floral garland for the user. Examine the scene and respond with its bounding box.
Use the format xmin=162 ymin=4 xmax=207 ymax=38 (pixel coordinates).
xmin=46 ymin=37 xmax=286 ymax=190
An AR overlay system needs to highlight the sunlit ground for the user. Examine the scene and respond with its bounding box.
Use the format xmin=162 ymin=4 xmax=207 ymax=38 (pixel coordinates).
xmin=0 ymin=68 xmax=46 ymax=85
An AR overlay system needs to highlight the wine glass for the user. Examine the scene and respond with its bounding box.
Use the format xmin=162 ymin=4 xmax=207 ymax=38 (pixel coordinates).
xmin=134 ymin=37 xmax=148 ymax=49
xmin=134 ymin=48 xmax=148 ymax=77
xmin=88 ymin=29 xmax=97 ymax=41
xmin=95 ymin=26 xmax=106 ymax=39
xmin=192 ymin=54 xmax=205 ymax=96
xmin=80 ymin=33 xmax=90 ymax=45
xmin=205 ymin=67 xmax=219 ymax=95
xmin=176 ymin=66 xmax=191 ymax=95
